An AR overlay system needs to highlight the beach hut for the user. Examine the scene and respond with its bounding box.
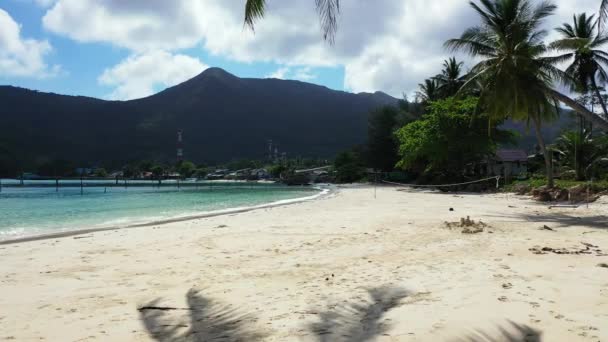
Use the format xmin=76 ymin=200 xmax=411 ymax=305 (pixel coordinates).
xmin=487 ymin=149 xmax=528 ymax=179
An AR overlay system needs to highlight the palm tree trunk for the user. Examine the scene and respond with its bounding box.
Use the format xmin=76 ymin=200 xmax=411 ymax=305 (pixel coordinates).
xmin=576 ymin=115 xmax=583 ymax=180
xmin=549 ymin=89 xmax=608 ymax=131
xmin=591 ymin=78 xmax=608 ymax=119
xmin=532 ymin=116 xmax=554 ymax=188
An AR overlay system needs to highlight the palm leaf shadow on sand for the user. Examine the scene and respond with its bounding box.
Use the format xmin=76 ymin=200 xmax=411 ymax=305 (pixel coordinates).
xmin=486 ymin=212 xmax=608 ymax=230
xmin=308 ymin=286 xmax=410 ymax=342
xmin=452 ymin=320 xmax=542 ymax=342
xmin=138 ymin=288 xmax=265 ymax=341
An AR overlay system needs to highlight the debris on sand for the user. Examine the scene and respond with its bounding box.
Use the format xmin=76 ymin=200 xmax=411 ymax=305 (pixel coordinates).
xmin=529 ymin=242 xmax=604 ymax=255
xmin=444 ymin=216 xmax=488 ymax=234
xmin=528 ymin=185 xmax=603 ymax=203
xmin=597 ymin=263 xmax=608 ymax=268
xmin=539 ymin=225 xmax=555 ymax=232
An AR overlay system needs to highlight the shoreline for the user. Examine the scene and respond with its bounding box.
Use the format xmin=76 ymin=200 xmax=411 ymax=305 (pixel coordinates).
xmin=0 ymin=185 xmax=333 ymax=245
xmin=0 ymin=187 xmax=606 ymax=341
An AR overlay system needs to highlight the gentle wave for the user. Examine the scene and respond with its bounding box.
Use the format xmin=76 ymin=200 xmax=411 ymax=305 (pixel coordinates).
xmin=0 ymin=184 xmax=329 ymax=242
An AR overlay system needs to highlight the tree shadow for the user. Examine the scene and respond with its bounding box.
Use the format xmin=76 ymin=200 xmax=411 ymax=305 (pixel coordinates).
xmin=452 ymin=320 xmax=542 ymax=342
xmin=138 ymin=288 xmax=265 ymax=341
xmin=308 ymin=286 xmax=410 ymax=342
xmin=487 ymin=212 xmax=608 ymax=229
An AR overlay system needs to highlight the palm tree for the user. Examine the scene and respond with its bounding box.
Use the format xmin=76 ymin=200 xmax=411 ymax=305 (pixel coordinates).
xmin=553 ymin=129 xmax=592 ymax=180
xmin=553 ymin=129 xmax=608 ymax=180
xmin=551 ymin=13 xmax=608 ymax=118
xmin=445 ymin=0 xmax=564 ymax=187
xmin=415 ymin=79 xmax=440 ymax=105
xmin=244 ymin=0 xmax=340 ymax=42
xmin=434 ymin=57 xmax=468 ymax=98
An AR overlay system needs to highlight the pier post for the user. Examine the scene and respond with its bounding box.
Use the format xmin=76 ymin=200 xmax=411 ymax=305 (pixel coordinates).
xmin=124 ymin=179 xmax=127 ymax=189
xmin=56 ymin=178 xmax=59 ymax=192
xmin=80 ymin=177 xmax=83 ymax=195
xmin=0 ymin=178 xmax=2 ymax=193
xmin=177 ymin=179 xmax=180 ymax=190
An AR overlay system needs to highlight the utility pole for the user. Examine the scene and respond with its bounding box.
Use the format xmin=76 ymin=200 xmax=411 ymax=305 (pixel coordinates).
xmin=177 ymin=130 xmax=184 ymax=163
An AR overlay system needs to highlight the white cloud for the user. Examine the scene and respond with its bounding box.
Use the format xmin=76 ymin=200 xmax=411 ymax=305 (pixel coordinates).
xmin=42 ymin=0 xmax=599 ymax=97
xmin=266 ymin=67 xmax=289 ymax=79
xmin=266 ymin=66 xmax=317 ymax=81
xmin=98 ymin=50 xmax=207 ymax=100
xmin=0 ymin=9 xmax=59 ymax=78
xmin=293 ymin=67 xmax=317 ymax=81
xmin=43 ymin=0 xmax=205 ymax=52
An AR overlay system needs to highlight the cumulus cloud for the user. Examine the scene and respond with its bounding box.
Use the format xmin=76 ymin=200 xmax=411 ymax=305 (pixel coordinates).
xmin=293 ymin=67 xmax=317 ymax=81
xmin=0 ymin=9 xmax=59 ymax=78
xmin=98 ymin=50 xmax=207 ymax=100
xmin=266 ymin=67 xmax=289 ymax=79
xmin=266 ymin=66 xmax=317 ymax=81
xmin=42 ymin=0 xmax=599 ymax=97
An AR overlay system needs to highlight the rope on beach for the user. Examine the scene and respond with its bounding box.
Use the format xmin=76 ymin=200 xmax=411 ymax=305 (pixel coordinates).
xmin=382 ymin=176 xmax=501 ymax=189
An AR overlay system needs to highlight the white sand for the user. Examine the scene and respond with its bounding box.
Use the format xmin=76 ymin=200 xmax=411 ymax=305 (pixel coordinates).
xmin=0 ymin=186 xmax=607 ymax=341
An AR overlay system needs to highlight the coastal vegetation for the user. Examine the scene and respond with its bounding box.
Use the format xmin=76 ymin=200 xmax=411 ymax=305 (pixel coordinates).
xmin=333 ymin=149 xmax=365 ymax=183
xmin=367 ymin=105 xmax=415 ymax=172
xmin=395 ymin=97 xmax=514 ymax=182
xmin=330 ymin=0 xmax=608 ymax=188
xmin=445 ymin=0 xmax=564 ymax=188
xmin=552 ymin=129 xmax=608 ymax=181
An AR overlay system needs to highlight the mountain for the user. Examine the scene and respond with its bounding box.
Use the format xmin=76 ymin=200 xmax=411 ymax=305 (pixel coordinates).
xmin=0 ymin=67 xmax=397 ymax=174
xmin=501 ymin=112 xmax=578 ymax=153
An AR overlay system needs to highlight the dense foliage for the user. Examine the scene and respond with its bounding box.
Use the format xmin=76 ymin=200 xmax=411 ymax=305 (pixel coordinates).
xmin=367 ymin=106 xmax=402 ymax=172
xmin=333 ymin=150 xmax=365 ymax=183
xmin=395 ymin=97 xmax=513 ymax=180
xmin=553 ymin=130 xmax=608 ymax=180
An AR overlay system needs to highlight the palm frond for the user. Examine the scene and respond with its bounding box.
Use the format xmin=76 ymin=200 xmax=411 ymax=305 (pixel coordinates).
xmin=315 ymin=0 xmax=340 ymax=43
xmin=244 ymin=0 xmax=266 ymax=31
xmin=244 ymin=0 xmax=340 ymax=43
xmin=600 ymin=0 xmax=608 ymax=32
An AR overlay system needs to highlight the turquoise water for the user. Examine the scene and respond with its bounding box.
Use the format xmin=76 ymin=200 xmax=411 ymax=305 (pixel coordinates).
xmin=0 ymin=181 xmax=319 ymax=240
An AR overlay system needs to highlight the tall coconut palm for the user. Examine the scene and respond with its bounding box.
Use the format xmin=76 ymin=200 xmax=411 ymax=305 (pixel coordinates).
xmin=445 ymin=0 xmax=565 ymax=187
xmin=244 ymin=0 xmax=340 ymax=42
xmin=415 ymin=79 xmax=440 ymax=105
xmin=434 ymin=57 xmax=468 ymax=98
xmin=551 ymin=13 xmax=608 ymax=119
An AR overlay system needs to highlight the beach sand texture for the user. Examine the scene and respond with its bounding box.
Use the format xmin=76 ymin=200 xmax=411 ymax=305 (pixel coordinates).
xmin=0 ymin=186 xmax=607 ymax=341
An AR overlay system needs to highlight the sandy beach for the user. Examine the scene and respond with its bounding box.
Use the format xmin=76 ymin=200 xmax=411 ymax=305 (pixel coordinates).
xmin=1 ymin=186 xmax=607 ymax=341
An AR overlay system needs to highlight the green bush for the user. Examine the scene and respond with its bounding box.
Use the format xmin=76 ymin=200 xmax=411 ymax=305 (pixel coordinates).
xmin=334 ymin=151 xmax=365 ymax=183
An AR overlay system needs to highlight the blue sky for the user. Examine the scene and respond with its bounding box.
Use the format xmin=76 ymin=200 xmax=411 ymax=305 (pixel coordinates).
xmin=0 ymin=0 xmax=345 ymax=99
xmin=0 ymin=0 xmax=598 ymax=100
